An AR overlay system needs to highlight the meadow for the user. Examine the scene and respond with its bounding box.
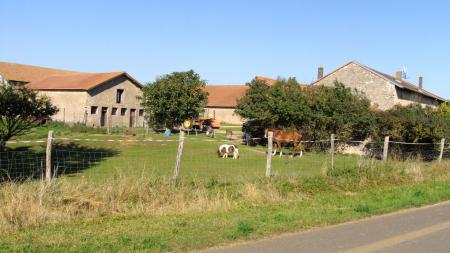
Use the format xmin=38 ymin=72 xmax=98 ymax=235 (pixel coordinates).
xmin=0 ymin=123 xmax=449 ymax=252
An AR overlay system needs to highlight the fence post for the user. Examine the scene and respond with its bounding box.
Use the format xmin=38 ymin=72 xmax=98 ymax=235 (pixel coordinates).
xmin=439 ymin=138 xmax=445 ymax=163
xmin=266 ymin=131 xmax=273 ymax=177
xmin=173 ymin=130 xmax=185 ymax=180
xmin=45 ymin=130 xmax=54 ymax=182
xmin=331 ymin=134 xmax=335 ymax=170
xmin=383 ymin=136 xmax=390 ymax=161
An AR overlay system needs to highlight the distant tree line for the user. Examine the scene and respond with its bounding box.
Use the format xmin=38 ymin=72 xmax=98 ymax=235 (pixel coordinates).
xmin=236 ymin=78 xmax=450 ymax=143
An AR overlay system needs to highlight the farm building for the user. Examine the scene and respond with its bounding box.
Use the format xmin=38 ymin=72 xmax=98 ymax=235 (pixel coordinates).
xmin=204 ymin=76 xmax=277 ymax=124
xmin=312 ymin=61 xmax=446 ymax=110
xmin=0 ymin=62 xmax=145 ymax=128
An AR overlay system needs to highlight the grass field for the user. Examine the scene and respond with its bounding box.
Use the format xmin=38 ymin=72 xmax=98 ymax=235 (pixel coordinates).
xmin=1 ymin=124 xmax=449 ymax=252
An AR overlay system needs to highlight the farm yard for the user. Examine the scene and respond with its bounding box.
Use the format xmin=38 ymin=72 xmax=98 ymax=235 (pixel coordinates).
xmin=1 ymin=124 xmax=450 ymax=252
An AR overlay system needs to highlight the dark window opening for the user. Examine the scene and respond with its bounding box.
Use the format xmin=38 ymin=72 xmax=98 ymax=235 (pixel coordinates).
xmin=90 ymin=106 xmax=98 ymax=114
xmin=111 ymin=107 xmax=118 ymax=115
xmin=139 ymin=109 xmax=144 ymax=116
xmin=121 ymin=108 xmax=127 ymax=116
xmin=116 ymin=89 xmax=124 ymax=103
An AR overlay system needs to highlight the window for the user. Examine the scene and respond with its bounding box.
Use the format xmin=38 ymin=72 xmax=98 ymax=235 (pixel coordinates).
xmin=90 ymin=106 xmax=98 ymax=115
xmin=139 ymin=109 xmax=144 ymax=116
xmin=121 ymin=108 xmax=127 ymax=116
xmin=111 ymin=107 xmax=118 ymax=115
xmin=116 ymin=89 xmax=124 ymax=103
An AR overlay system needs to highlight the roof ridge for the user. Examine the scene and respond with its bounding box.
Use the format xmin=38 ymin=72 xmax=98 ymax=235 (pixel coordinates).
xmin=0 ymin=61 xmax=88 ymax=74
xmin=313 ymin=61 xmax=446 ymax=102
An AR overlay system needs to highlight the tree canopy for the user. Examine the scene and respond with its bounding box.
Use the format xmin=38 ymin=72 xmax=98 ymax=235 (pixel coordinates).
xmin=0 ymin=84 xmax=58 ymax=150
xmin=236 ymin=78 xmax=375 ymax=140
xmin=141 ymin=70 xmax=208 ymax=129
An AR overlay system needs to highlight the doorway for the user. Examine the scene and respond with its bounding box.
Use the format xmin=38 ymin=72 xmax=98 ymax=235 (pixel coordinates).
xmin=100 ymin=107 xmax=108 ymax=127
xmin=129 ymin=109 xmax=136 ymax=128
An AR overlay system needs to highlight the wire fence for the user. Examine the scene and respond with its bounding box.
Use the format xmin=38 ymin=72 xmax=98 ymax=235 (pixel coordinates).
xmin=1 ymin=131 xmax=449 ymax=183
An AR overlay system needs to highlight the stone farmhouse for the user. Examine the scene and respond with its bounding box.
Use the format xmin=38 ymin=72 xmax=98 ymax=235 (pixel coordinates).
xmin=312 ymin=61 xmax=446 ymax=110
xmin=0 ymin=62 xmax=145 ymax=128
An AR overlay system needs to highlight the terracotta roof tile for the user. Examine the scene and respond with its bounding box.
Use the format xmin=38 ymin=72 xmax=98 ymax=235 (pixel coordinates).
xmin=0 ymin=62 xmax=142 ymax=91
xmin=27 ymin=72 xmax=126 ymax=90
xmin=205 ymin=85 xmax=248 ymax=107
xmin=0 ymin=62 xmax=83 ymax=83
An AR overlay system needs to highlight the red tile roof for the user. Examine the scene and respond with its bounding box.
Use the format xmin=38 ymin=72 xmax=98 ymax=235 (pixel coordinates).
xmin=205 ymin=85 xmax=248 ymax=107
xmin=0 ymin=62 xmax=82 ymax=83
xmin=27 ymin=72 xmax=127 ymax=90
xmin=0 ymin=62 xmax=142 ymax=91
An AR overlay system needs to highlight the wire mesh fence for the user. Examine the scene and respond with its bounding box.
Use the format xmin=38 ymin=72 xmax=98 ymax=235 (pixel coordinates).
xmin=1 ymin=131 xmax=448 ymax=183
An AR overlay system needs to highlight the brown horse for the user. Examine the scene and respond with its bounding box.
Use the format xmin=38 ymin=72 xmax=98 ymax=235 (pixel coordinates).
xmin=264 ymin=128 xmax=303 ymax=157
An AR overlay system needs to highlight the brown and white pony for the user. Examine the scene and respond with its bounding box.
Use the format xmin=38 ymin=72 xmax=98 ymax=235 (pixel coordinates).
xmin=264 ymin=128 xmax=303 ymax=157
xmin=217 ymin=144 xmax=240 ymax=159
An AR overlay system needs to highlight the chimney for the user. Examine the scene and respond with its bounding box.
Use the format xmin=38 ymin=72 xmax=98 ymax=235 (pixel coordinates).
xmin=395 ymin=70 xmax=403 ymax=81
xmin=419 ymin=76 xmax=423 ymax=89
xmin=317 ymin=66 xmax=324 ymax=80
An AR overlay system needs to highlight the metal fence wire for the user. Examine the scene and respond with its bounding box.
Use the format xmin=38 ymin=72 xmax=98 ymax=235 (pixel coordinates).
xmin=0 ymin=133 xmax=448 ymax=183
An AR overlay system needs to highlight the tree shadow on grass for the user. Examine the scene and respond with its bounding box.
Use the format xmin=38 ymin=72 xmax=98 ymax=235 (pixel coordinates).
xmin=0 ymin=143 xmax=119 ymax=182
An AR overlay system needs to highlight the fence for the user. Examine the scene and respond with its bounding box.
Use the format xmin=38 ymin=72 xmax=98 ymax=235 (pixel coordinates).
xmin=1 ymin=131 xmax=449 ymax=182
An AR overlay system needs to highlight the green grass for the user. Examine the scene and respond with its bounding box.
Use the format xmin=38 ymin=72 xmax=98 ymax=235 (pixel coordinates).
xmin=1 ymin=181 xmax=450 ymax=253
xmin=1 ymin=124 xmax=450 ymax=252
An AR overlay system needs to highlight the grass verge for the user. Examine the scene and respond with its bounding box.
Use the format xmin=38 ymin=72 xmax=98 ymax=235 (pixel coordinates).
xmin=0 ymin=160 xmax=449 ymax=252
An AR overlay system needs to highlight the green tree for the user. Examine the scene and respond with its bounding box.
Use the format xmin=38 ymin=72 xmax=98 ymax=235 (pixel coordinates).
xmin=141 ymin=70 xmax=208 ymax=129
xmin=237 ymin=79 xmax=375 ymax=140
xmin=0 ymin=84 xmax=58 ymax=151
xmin=376 ymin=104 xmax=449 ymax=143
xmin=236 ymin=77 xmax=310 ymax=129
xmin=305 ymin=81 xmax=376 ymax=140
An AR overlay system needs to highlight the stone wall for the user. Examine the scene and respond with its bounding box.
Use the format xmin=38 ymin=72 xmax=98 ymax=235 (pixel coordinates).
xmin=39 ymin=90 xmax=87 ymax=124
xmin=314 ymin=62 xmax=398 ymax=110
xmin=204 ymin=107 xmax=244 ymax=125
xmin=86 ymin=75 xmax=145 ymax=128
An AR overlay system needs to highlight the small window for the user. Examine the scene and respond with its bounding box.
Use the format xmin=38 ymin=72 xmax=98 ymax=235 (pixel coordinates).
xmin=116 ymin=89 xmax=124 ymax=103
xmin=139 ymin=109 xmax=144 ymax=116
xmin=121 ymin=108 xmax=127 ymax=116
xmin=111 ymin=107 xmax=118 ymax=115
xmin=90 ymin=106 xmax=98 ymax=115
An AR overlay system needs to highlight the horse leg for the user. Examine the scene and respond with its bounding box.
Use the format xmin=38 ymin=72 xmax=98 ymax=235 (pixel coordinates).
xmin=279 ymin=143 xmax=283 ymax=157
xmin=272 ymin=142 xmax=277 ymax=156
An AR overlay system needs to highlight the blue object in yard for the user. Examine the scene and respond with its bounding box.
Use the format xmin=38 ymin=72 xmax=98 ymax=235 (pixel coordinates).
xmin=164 ymin=130 xmax=172 ymax=136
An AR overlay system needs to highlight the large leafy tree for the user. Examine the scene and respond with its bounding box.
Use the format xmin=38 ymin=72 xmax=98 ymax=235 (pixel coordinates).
xmin=236 ymin=77 xmax=310 ymax=129
xmin=0 ymin=84 xmax=58 ymax=151
xmin=376 ymin=104 xmax=449 ymax=143
xmin=305 ymin=81 xmax=376 ymax=140
xmin=141 ymin=70 xmax=208 ymax=129
xmin=237 ymin=78 xmax=375 ymax=140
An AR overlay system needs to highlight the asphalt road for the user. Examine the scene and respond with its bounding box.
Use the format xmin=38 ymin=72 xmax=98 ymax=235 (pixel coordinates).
xmin=199 ymin=201 xmax=450 ymax=253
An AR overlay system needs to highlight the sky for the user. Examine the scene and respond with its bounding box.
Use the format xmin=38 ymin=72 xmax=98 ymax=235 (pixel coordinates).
xmin=1 ymin=0 xmax=449 ymax=98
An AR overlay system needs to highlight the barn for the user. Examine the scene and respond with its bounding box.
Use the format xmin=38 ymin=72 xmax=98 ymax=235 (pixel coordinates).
xmin=0 ymin=62 xmax=145 ymax=128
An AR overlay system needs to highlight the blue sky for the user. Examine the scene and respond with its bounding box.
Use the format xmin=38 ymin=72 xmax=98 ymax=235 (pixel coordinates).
xmin=1 ymin=0 xmax=449 ymax=98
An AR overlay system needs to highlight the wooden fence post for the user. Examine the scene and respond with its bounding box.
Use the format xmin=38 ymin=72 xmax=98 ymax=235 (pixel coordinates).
xmin=439 ymin=138 xmax=445 ymax=163
xmin=331 ymin=134 xmax=335 ymax=170
xmin=45 ymin=130 xmax=53 ymax=182
xmin=383 ymin=136 xmax=390 ymax=161
xmin=173 ymin=130 xmax=185 ymax=180
xmin=266 ymin=131 xmax=273 ymax=177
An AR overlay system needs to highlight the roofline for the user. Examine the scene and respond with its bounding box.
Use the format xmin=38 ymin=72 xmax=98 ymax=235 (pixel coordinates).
xmin=206 ymin=105 xmax=237 ymax=109
xmin=311 ymin=61 xmax=446 ymax=102
xmin=86 ymin=72 xmax=143 ymax=91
